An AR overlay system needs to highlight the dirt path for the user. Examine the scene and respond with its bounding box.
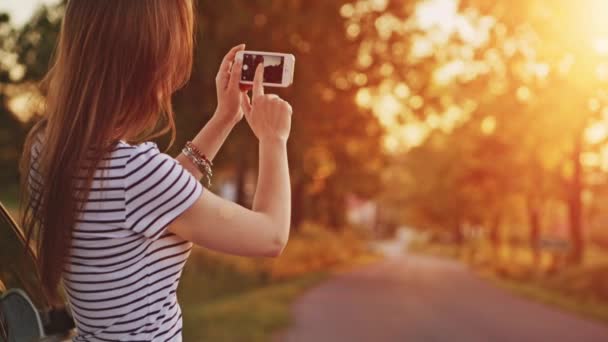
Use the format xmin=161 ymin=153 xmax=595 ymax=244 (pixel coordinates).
xmin=275 ymin=254 xmax=608 ymax=342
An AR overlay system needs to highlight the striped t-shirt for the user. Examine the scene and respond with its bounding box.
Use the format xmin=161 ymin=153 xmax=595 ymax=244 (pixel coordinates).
xmin=29 ymin=138 xmax=203 ymax=341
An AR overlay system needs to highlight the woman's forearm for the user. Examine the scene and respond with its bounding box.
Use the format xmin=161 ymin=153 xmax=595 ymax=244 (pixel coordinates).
xmin=252 ymin=140 xmax=291 ymax=245
xmin=176 ymin=113 xmax=236 ymax=180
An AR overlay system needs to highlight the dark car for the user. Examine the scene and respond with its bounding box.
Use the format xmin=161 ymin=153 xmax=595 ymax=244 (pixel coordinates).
xmin=0 ymin=202 xmax=75 ymax=341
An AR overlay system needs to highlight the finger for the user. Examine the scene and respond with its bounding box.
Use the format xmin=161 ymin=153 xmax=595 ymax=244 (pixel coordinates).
xmin=285 ymin=102 xmax=293 ymax=115
xmin=216 ymin=71 xmax=230 ymax=89
xmin=243 ymin=93 xmax=255 ymax=127
xmin=219 ymin=44 xmax=245 ymax=74
xmin=228 ymin=58 xmax=243 ymax=90
xmin=241 ymin=92 xmax=252 ymax=117
xmin=252 ymin=63 xmax=265 ymax=99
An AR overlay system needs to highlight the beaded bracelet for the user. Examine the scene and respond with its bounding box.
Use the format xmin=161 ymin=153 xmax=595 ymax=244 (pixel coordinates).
xmin=182 ymin=141 xmax=213 ymax=187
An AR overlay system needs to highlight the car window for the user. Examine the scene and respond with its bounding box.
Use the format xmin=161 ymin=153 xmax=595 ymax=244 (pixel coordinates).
xmin=0 ymin=203 xmax=47 ymax=309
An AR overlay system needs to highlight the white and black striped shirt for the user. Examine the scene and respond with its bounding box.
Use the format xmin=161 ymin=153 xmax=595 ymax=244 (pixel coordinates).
xmin=29 ymin=138 xmax=203 ymax=341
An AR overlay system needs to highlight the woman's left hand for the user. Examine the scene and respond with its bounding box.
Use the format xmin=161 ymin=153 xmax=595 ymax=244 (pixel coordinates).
xmin=214 ymin=44 xmax=247 ymax=126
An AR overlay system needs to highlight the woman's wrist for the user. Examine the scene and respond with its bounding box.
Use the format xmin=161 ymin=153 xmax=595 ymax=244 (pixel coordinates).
xmin=259 ymin=137 xmax=288 ymax=149
xmin=213 ymin=107 xmax=240 ymax=127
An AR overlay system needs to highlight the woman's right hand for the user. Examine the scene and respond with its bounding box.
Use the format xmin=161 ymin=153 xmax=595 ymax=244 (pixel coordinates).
xmin=241 ymin=64 xmax=293 ymax=143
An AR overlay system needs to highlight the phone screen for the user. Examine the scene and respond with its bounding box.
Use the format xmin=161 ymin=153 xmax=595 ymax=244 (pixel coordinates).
xmin=241 ymin=53 xmax=285 ymax=84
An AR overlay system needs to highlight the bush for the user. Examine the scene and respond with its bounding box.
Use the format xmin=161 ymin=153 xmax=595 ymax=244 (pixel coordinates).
xmin=267 ymin=222 xmax=370 ymax=279
xmin=179 ymin=221 xmax=375 ymax=302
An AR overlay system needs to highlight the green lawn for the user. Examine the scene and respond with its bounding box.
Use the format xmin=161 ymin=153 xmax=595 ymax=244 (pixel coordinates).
xmin=180 ymin=271 xmax=328 ymax=341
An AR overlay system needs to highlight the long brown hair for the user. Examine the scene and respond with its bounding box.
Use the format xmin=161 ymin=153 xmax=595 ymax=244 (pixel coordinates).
xmin=19 ymin=0 xmax=195 ymax=302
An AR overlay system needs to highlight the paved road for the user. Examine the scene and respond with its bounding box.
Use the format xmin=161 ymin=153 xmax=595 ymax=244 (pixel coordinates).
xmin=275 ymin=253 xmax=608 ymax=342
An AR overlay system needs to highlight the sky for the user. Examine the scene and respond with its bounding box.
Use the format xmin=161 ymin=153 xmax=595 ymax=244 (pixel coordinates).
xmin=0 ymin=0 xmax=60 ymax=27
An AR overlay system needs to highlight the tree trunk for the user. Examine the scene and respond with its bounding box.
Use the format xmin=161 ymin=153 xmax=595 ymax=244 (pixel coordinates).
xmin=324 ymin=181 xmax=345 ymax=232
xmin=527 ymin=198 xmax=541 ymax=267
xmin=489 ymin=214 xmax=502 ymax=262
xmin=453 ymin=220 xmax=464 ymax=245
xmin=328 ymin=192 xmax=345 ymax=232
xmin=567 ymin=135 xmax=584 ymax=264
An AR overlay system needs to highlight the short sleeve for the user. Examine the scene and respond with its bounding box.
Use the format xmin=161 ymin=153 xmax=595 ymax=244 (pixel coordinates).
xmin=124 ymin=142 xmax=203 ymax=240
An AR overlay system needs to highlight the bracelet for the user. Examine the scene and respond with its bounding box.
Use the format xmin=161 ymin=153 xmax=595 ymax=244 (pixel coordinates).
xmin=182 ymin=141 xmax=213 ymax=187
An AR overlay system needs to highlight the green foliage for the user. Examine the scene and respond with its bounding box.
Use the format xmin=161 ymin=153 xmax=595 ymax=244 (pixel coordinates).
xmin=4 ymin=0 xmax=608 ymax=266
xmin=0 ymin=96 xmax=24 ymax=185
xmin=3 ymin=1 xmax=386 ymax=228
xmin=14 ymin=5 xmax=64 ymax=81
xmin=173 ymin=0 xmax=386 ymax=225
xmin=342 ymin=0 xmax=608 ymax=262
xmin=0 ymin=14 xmax=26 ymax=187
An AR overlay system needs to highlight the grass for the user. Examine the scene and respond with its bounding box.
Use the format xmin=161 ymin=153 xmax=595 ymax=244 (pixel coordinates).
xmin=410 ymin=240 xmax=608 ymax=324
xmin=481 ymin=270 xmax=608 ymax=324
xmin=408 ymin=239 xmax=461 ymax=259
xmin=180 ymin=271 xmax=328 ymax=341
xmin=176 ymin=223 xmax=381 ymax=341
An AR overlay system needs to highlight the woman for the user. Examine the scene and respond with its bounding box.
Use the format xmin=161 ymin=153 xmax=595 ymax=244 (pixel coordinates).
xmin=20 ymin=0 xmax=292 ymax=340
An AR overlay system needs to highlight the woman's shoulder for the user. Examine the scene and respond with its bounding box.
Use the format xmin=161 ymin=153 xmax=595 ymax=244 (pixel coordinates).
xmin=115 ymin=140 xmax=157 ymax=151
xmin=115 ymin=140 xmax=162 ymax=163
xmin=113 ymin=140 xmax=159 ymax=157
xmin=92 ymin=141 xmax=162 ymax=173
xmin=117 ymin=141 xmax=182 ymax=178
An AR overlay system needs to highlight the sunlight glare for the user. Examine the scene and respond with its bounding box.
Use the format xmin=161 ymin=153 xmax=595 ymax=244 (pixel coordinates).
xmin=340 ymin=4 xmax=355 ymax=18
xmin=434 ymin=60 xmax=465 ymax=85
xmin=585 ymin=122 xmax=608 ymax=145
xmin=596 ymin=64 xmax=608 ymax=82
xmin=356 ymin=88 xmax=373 ymax=108
xmin=585 ymin=0 xmax=608 ymax=38
xmin=401 ymin=124 xmax=428 ymax=146
xmin=374 ymin=94 xmax=402 ymax=126
xmin=426 ymin=113 xmax=441 ymax=129
xmin=480 ymin=116 xmax=496 ymax=135
xmin=410 ymin=35 xmax=435 ymax=59
xmin=408 ymin=95 xmax=424 ymax=110
xmin=516 ymin=86 xmax=532 ymax=103
xmin=415 ymin=0 xmax=458 ymax=33
xmin=594 ymin=38 xmax=608 ymax=56
xmin=582 ymin=152 xmax=600 ymax=167
xmin=394 ymin=83 xmax=411 ymax=99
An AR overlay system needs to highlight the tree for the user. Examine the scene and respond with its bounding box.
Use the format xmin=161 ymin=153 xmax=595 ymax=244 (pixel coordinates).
xmin=0 ymin=12 xmax=26 ymax=188
xmin=347 ymin=0 xmax=608 ymax=263
xmin=171 ymin=0 xmax=386 ymax=229
xmin=8 ymin=0 xmax=387 ymax=230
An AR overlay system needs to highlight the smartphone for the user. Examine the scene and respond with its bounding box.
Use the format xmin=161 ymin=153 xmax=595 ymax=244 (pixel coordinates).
xmin=236 ymin=50 xmax=295 ymax=88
